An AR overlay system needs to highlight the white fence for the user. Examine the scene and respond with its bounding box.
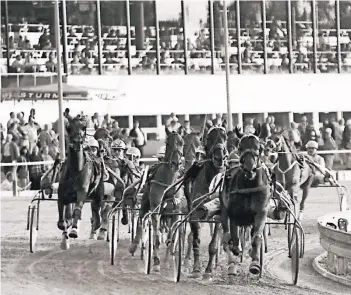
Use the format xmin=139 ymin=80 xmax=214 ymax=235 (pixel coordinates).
xmin=316 ymin=211 xmax=351 ymax=278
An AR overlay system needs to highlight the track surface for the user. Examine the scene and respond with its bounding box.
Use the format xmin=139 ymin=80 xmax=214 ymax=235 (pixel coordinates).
xmin=1 ymin=184 xmax=351 ymax=295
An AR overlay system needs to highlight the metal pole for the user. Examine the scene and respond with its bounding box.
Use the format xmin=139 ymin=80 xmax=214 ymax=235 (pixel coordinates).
xmin=235 ymin=0 xmax=242 ymax=74
xmin=261 ymin=0 xmax=268 ymax=74
xmin=223 ymin=0 xmax=232 ymax=131
xmin=311 ymin=0 xmax=318 ymax=73
xmin=154 ymin=0 xmax=161 ymax=75
xmin=54 ymin=0 xmax=66 ymax=160
xmin=61 ymin=0 xmax=69 ymax=75
xmin=181 ymin=1 xmax=189 ymax=74
xmin=125 ymin=0 xmax=132 ymax=75
xmin=209 ymin=0 xmax=216 ymax=75
xmin=4 ymin=0 xmax=10 ymax=72
xmin=96 ymin=0 xmax=103 ymax=75
xmin=287 ymin=0 xmax=294 ymax=74
xmin=335 ymin=0 xmax=341 ymax=73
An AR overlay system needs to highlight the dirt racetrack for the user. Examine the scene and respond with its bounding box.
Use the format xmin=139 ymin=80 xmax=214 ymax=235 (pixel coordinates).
xmin=1 ymin=184 xmax=351 ymax=295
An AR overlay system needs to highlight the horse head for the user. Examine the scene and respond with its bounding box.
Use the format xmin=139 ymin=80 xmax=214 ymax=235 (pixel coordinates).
xmin=66 ymin=117 xmax=87 ymax=152
xmin=237 ymin=132 xmax=262 ymax=180
xmin=205 ymin=126 xmax=228 ymax=168
xmin=165 ymin=131 xmax=184 ymax=170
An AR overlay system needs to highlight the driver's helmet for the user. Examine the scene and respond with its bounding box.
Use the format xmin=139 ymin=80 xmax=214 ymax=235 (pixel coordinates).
xmin=111 ymin=139 xmax=127 ymax=150
xmin=87 ymin=137 xmax=99 ymax=149
xmin=195 ymin=146 xmax=205 ymax=155
xmin=126 ymin=147 xmax=141 ymax=161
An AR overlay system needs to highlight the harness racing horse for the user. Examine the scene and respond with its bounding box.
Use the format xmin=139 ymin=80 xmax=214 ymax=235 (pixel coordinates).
xmin=57 ymin=117 xmax=104 ymax=249
xmin=266 ymin=132 xmax=314 ymax=221
xmin=183 ymin=126 xmax=227 ymax=279
xmin=129 ymin=131 xmax=184 ymax=272
xmin=220 ymin=125 xmax=272 ymax=277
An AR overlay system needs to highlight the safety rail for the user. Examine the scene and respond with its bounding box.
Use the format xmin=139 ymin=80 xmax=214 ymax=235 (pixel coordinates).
xmin=317 ymin=211 xmax=351 ymax=276
xmin=0 ymin=158 xmax=156 ymax=197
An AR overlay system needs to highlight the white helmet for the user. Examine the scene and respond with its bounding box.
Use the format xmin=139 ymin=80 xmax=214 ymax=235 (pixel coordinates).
xmin=306 ymin=140 xmax=318 ymax=149
xmin=156 ymin=146 xmax=166 ymax=158
xmin=87 ymin=137 xmax=99 ymax=149
xmin=126 ymin=147 xmax=141 ymax=158
xmin=111 ymin=139 xmax=126 ymax=150
xmin=195 ymin=146 xmax=205 ymax=155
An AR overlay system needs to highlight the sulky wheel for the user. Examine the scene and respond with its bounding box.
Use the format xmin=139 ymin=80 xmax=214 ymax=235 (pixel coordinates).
xmin=290 ymin=226 xmax=300 ymax=285
xmin=29 ymin=205 xmax=38 ymax=253
xmin=142 ymin=216 xmax=153 ymax=275
xmin=287 ymin=213 xmax=294 ymax=258
xmin=299 ymin=229 xmax=305 ymax=258
xmin=109 ymin=215 xmax=118 ymax=265
xmin=171 ymin=222 xmax=183 ymax=283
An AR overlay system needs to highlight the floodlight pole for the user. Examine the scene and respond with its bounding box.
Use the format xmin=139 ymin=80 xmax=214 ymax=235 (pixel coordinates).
xmin=54 ymin=0 xmax=66 ymax=160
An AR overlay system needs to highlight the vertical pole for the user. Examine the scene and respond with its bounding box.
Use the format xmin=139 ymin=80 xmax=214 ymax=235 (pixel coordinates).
xmin=223 ymin=0 xmax=232 ymax=131
xmin=54 ymin=0 xmax=66 ymax=160
xmin=126 ymin=0 xmax=132 ymax=75
xmin=261 ymin=0 xmax=268 ymax=74
xmin=209 ymin=0 xmax=216 ymax=75
xmin=4 ymin=0 xmax=10 ymax=72
xmin=235 ymin=0 xmax=242 ymax=74
xmin=61 ymin=0 xmax=69 ymax=75
xmin=96 ymin=0 xmax=103 ymax=75
xmin=12 ymin=161 xmax=18 ymax=197
xmin=311 ymin=0 xmax=318 ymax=73
xmin=335 ymin=0 xmax=341 ymax=73
xmin=154 ymin=0 xmax=161 ymax=75
xmin=287 ymin=0 xmax=294 ymax=74
xmin=181 ymin=0 xmax=189 ymax=74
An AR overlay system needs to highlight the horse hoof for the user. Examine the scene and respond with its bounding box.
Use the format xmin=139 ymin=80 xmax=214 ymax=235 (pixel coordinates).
xmin=129 ymin=243 xmax=138 ymax=255
xmin=121 ymin=217 xmax=128 ymax=225
xmin=228 ymin=274 xmax=236 ymax=284
xmin=228 ymin=264 xmax=239 ymax=276
xmin=97 ymin=231 xmax=106 ymax=241
xmin=202 ymin=273 xmax=213 ymax=281
xmin=153 ymin=265 xmax=160 ymax=272
xmin=188 ymin=271 xmax=202 ymax=279
xmin=57 ymin=221 xmax=66 ymax=231
xmin=89 ymin=233 xmax=97 ymax=240
xmin=249 ymin=262 xmax=261 ymax=276
xmin=60 ymin=237 xmax=70 ymax=250
xmin=69 ymin=229 xmax=78 ymax=239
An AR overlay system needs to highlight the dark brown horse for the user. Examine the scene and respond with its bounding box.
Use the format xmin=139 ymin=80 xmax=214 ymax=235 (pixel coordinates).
xmin=220 ymin=125 xmax=271 ymax=277
xmin=265 ymin=132 xmax=314 ymax=220
xmin=183 ymin=126 xmax=227 ymax=279
xmin=57 ymin=117 xmax=104 ymax=249
xmin=129 ymin=131 xmax=184 ymax=272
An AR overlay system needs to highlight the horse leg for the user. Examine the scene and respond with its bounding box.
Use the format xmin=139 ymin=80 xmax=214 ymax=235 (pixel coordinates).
xmin=151 ymin=214 xmax=161 ymax=272
xmin=203 ymin=222 xmax=221 ymax=280
xmin=299 ymin=177 xmax=312 ymax=221
xmin=249 ymin=210 xmax=268 ymax=275
xmin=188 ymin=221 xmax=202 ymax=278
xmin=98 ymin=195 xmax=113 ymax=240
xmin=227 ymin=220 xmax=240 ymax=278
xmin=69 ymin=188 xmax=88 ymax=239
xmin=57 ymin=199 xmax=66 ymax=231
xmin=184 ymin=231 xmax=193 ymax=268
xmin=90 ymin=199 xmax=101 ymax=240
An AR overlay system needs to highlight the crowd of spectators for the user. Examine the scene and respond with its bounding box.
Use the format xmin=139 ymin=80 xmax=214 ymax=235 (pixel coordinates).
xmin=2 ymin=17 xmax=351 ymax=75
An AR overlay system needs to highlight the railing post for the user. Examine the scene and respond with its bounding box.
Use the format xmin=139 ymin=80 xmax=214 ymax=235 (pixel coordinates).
xmin=12 ymin=160 xmax=18 ymax=197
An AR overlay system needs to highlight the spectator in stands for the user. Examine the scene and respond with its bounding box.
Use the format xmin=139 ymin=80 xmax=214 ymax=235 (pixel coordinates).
xmin=38 ymin=124 xmax=52 ymax=148
xmin=19 ymin=133 xmax=30 ymax=151
xmin=179 ymin=120 xmax=193 ymax=137
xmin=7 ymin=122 xmax=21 ymax=145
xmin=260 ymin=117 xmax=272 ymax=140
xmin=1 ymin=172 xmax=14 ymax=191
xmin=38 ymin=28 xmax=51 ymax=50
xmin=322 ymin=128 xmax=338 ymax=170
xmin=321 ymin=119 xmax=335 ymax=140
xmin=17 ymin=146 xmax=29 ymax=189
xmin=46 ymin=52 xmax=57 ymax=72
xmin=7 ymin=112 xmax=18 ymax=130
xmin=29 ymin=145 xmax=44 ymax=190
xmin=11 ymin=55 xmax=24 ymax=73
xmin=26 ymin=116 xmax=38 ymax=153
xmin=306 ymin=140 xmax=326 ymax=187
xmin=41 ymin=145 xmax=53 ymax=173
xmin=129 ymin=121 xmax=146 ymax=157
xmin=2 ymin=134 xmax=19 ymax=175
xmin=342 ymin=119 xmax=351 ymax=170
xmin=0 ymin=123 xmax=5 ymax=153
xmin=102 ymin=114 xmax=112 ymax=126
xmin=91 ymin=112 xmax=100 ymax=130
xmin=48 ymin=132 xmax=60 ymax=160
xmin=288 ymin=122 xmax=302 ymax=150
xmin=244 ymin=118 xmax=255 ymax=134
xmin=110 ymin=120 xmax=121 ymax=140
xmin=166 ymin=113 xmax=179 ymax=127
xmin=298 ymin=116 xmax=308 ymax=144
xmin=121 ymin=129 xmax=133 ymax=148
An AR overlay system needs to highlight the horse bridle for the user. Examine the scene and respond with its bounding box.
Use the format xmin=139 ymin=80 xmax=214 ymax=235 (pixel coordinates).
xmin=165 ymin=132 xmax=183 ymax=168
xmin=238 ymin=134 xmax=262 ymax=173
